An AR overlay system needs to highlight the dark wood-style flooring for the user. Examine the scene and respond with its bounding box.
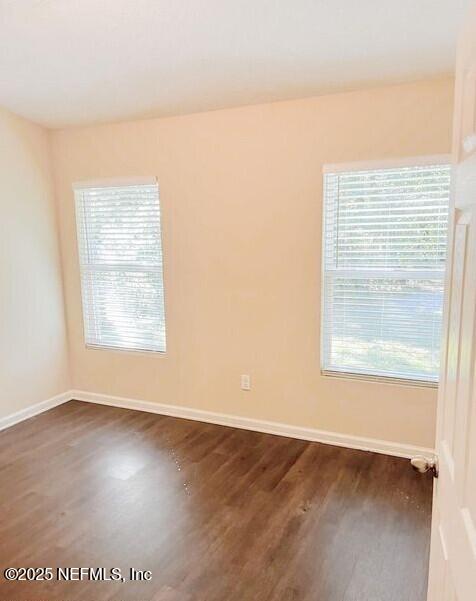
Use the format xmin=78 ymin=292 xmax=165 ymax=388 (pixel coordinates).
xmin=0 ymin=400 xmax=432 ymax=601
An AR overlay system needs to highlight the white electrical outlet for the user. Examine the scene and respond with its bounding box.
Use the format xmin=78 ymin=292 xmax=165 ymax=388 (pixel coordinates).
xmin=240 ymin=374 xmax=251 ymax=391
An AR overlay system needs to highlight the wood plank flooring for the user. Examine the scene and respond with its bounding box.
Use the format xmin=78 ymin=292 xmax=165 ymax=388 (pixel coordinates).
xmin=0 ymin=400 xmax=432 ymax=601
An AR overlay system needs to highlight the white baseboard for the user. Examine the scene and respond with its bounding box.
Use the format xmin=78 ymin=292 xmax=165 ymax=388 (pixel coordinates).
xmin=0 ymin=391 xmax=72 ymax=432
xmin=70 ymin=389 xmax=434 ymax=459
xmin=0 ymin=388 xmax=433 ymax=459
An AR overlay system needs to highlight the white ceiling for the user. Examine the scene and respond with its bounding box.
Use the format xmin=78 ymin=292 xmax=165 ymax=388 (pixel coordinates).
xmin=0 ymin=0 xmax=469 ymax=129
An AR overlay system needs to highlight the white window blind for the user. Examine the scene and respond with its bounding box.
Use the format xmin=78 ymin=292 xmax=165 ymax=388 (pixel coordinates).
xmin=74 ymin=178 xmax=166 ymax=353
xmin=322 ymin=161 xmax=451 ymax=383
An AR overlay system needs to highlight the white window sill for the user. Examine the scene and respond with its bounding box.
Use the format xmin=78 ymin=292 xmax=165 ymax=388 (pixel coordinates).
xmin=85 ymin=344 xmax=166 ymax=358
xmin=321 ymin=369 xmax=438 ymax=389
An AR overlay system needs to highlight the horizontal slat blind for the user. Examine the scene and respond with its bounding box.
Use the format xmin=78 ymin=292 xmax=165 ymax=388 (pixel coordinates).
xmin=74 ymin=180 xmax=166 ymax=353
xmin=322 ymin=163 xmax=450 ymax=382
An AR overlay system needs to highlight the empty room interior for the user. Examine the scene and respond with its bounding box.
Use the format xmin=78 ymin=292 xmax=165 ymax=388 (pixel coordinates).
xmin=1 ymin=1 xmax=476 ymax=600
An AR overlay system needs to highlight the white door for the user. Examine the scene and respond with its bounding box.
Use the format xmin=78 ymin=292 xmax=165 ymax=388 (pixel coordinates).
xmin=427 ymin=3 xmax=476 ymax=600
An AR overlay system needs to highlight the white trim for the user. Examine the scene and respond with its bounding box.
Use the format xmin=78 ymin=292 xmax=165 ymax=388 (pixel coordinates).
xmin=73 ymin=176 xmax=157 ymax=189
xmin=0 ymin=389 xmax=435 ymax=460
xmin=321 ymin=369 xmax=439 ymax=389
xmin=71 ymin=389 xmax=434 ymax=459
xmin=85 ymin=343 xmax=166 ymax=356
xmin=322 ymin=154 xmax=451 ymax=174
xmin=0 ymin=392 xmax=72 ymax=432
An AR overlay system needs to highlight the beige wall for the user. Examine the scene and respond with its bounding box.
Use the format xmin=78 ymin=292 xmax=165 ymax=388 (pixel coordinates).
xmin=0 ymin=107 xmax=70 ymax=419
xmin=52 ymin=78 xmax=454 ymax=449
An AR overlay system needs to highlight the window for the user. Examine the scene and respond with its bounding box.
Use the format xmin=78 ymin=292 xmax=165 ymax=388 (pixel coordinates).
xmin=74 ymin=177 xmax=166 ymax=353
xmin=321 ymin=159 xmax=451 ymax=384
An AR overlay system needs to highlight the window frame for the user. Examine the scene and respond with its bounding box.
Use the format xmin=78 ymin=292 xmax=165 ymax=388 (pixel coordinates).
xmin=73 ymin=176 xmax=167 ymax=356
xmin=320 ymin=154 xmax=451 ymax=387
